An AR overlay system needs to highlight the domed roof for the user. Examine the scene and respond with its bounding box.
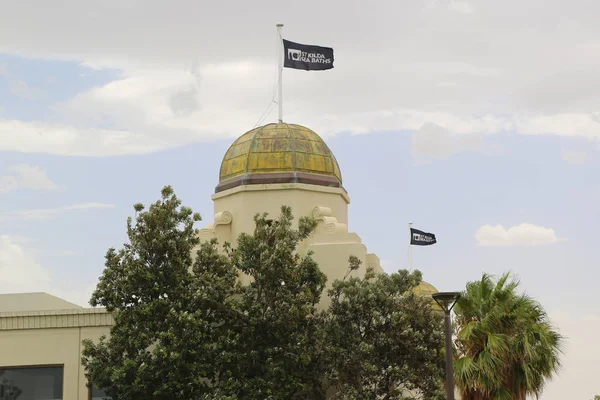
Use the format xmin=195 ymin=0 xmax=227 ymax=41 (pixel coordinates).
xmin=216 ymin=123 xmax=343 ymax=193
xmin=413 ymin=281 xmax=439 ymax=297
xmin=413 ymin=281 xmax=443 ymax=312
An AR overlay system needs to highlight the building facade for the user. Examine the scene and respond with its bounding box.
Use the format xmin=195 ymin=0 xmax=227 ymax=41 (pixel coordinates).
xmin=0 ymin=293 xmax=111 ymax=400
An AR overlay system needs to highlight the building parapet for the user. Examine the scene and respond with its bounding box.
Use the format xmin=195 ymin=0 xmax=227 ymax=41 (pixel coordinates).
xmin=0 ymin=307 xmax=113 ymax=331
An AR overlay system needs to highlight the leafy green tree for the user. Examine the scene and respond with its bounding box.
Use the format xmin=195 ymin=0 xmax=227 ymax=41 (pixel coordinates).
xmin=211 ymin=206 xmax=328 ymax=400
xmin=82 ymin=186 xmax=225 ymax=399
xmin=82 ymin=187 xmax=328 ymax=400
xmin=325 ymin=259 xmax=445 ymax=400
xmin=453 ymin=273 xmax=562 ymax=400
xmin=83 ymin=186 xmax=446 ymax=400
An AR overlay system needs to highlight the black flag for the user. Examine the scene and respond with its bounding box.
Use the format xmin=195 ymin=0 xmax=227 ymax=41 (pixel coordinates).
xmin=283 ymin=39 xmax=334 ymax=71
xmin=410 ymin=228 xmax=437 ymax=246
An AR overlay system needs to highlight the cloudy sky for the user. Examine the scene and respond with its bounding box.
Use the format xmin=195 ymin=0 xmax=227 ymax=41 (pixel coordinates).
xmin=1 ymin=1 xmax=599 ymax=398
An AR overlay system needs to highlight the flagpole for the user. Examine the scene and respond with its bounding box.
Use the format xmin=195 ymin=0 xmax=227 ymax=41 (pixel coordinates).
xmin=408 ymin=222 xmax=413 ymax=270
xmin=276 ymin=23 xmax=284 ymax=123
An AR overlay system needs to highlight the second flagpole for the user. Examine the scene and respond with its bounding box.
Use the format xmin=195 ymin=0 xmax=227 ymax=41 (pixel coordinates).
xmin=276 ymin=23 xmax=284 ymax=123
xmin=408 ymin=222 xmax=413 ymax=270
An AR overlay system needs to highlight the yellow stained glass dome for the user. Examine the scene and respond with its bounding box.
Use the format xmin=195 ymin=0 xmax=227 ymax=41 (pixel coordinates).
xmin=413 ymin=281 xmax=439 ymax=298
xmin=216 ymin=123 xmax=343 ymax=193
xmin=413 ymin=281 xmax=444 ymax=312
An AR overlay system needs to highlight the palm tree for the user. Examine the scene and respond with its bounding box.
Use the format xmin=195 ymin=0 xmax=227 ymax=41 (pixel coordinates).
xmin=453 ymin=272 xmax=562 ymax=400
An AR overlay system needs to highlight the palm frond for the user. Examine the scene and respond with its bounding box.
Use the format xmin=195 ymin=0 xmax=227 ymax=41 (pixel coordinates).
xmin=453 ymin=272 xmax=561 ymax=400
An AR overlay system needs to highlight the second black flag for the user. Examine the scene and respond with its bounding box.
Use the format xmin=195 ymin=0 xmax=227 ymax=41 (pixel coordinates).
xmin=410 ymin=228 xmax=437 ymax=246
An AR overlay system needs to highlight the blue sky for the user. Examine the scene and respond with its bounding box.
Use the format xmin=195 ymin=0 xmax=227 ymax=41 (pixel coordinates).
xmin=1 ymin=1 xmax=599 ymax=398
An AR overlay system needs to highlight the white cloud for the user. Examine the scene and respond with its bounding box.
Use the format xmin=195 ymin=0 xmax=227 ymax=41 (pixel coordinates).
xmin=515 ymin=114 xmax=600 ymax=140
xmin=0 ymin=120 xmax=177 ymax=156
xmin=542 ymin=312 xmax=600 ymax=400
xmin=0 ymin=1 xmax=598 ymax=155
xmin=0 ymin=203 xmax=114 ymax=222
xmin=0 ymin=235 xmax=51 ymax=292
xmin=448 ymin=0 xmax=473 ymax=14
xmin=475 ymin=223 xmax=564 ymax=246
xmin=0 ymin=164 xmax=60 ymax=193
xmin=4 ymin=67 xmax=593 ymax=157
xmin=0 ymin=235 xmax=95 ymax=306
xmin=561 ymin=150 xmax=588 ymax=165
xmin=412 ymin=122 xmax=482 ymax=159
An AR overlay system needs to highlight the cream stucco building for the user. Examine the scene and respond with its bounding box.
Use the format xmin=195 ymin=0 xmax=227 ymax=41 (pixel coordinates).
xmin=198 ymin=123 xmax=385 ymax=293
xmin=0 ymin=123 xmax=438 ymax=399
xmin=0 ymin=293 xmax=113 ymax=399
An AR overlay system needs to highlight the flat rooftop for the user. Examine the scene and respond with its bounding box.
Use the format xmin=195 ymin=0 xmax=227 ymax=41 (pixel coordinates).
xmin=0 ymin=292 xmax=83 ymax=313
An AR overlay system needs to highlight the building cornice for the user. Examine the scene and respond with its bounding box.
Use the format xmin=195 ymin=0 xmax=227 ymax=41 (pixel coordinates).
xmin=0 ymin=308 xmax=113 ymax=331
xmin=212 ymin=182 xmax=351 ymax=204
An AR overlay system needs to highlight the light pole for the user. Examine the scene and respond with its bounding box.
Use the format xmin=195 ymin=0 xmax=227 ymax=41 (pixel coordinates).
xmin=432 ymin=291 xmax=461 ymax=400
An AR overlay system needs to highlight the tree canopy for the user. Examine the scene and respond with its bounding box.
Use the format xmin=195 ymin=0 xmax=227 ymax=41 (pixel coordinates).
xmin=82 ymin=186 xmax=445 ymax=400
xmin=453 ymin=272 xmax=562 ymax=400
xmin=325 ymin=261 xmax=445 ymax=400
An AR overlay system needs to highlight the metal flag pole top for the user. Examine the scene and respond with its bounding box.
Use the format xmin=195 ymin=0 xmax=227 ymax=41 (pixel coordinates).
xmin=276 ymin=23 xmax=284 ymax=123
